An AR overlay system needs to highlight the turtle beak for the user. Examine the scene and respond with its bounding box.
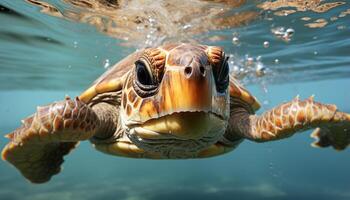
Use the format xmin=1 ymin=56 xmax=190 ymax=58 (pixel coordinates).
xmin=159 ymin=64 xmax=213 ymax=112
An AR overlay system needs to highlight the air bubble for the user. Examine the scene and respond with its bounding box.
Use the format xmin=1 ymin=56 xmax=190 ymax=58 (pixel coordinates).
xmin=263 ymin=41 xmax=270 ymax=48
xmin=73 ymin=41 xmax=78 ymax=48
xmin=232 ymin=37 xmax=240 ymax=45
xmin=103 ymin=59 xmax=110 ymax=69
xmin=255 ymin=62 xmax=266 ymax=77
xmin=246 ymin=57 xmax=254 ymax=66
xmin=286 ymin=28 xmax=295 ymax=36
xmin=228 ymin=53 xmax=271 ymax=80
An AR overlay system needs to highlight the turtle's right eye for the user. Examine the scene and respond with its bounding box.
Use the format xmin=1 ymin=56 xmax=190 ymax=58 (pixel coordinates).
xmin=135 ymin=60 xmax=154 ymax=86
xmin=133 ymin=59 xmax=158 ymax=97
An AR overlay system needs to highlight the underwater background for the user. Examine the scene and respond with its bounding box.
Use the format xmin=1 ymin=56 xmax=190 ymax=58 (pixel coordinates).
xmin=0 ymin=0 xmax=349 ymax=199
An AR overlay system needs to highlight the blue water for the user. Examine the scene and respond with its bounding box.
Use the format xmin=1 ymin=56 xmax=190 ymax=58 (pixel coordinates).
xmin=0 ymin=1 xmax=349 ymax=200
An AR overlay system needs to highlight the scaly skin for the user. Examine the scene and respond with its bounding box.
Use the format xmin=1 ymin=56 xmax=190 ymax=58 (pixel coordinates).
xmin=1 ymin=97 xmax=100 ymax=183
xmin=230 ymin=96 xmax=350 ymax=150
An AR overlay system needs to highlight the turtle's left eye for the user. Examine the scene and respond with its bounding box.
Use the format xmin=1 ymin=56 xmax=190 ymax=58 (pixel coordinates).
xmin=213 ymin=55 xmax=229 ymax=93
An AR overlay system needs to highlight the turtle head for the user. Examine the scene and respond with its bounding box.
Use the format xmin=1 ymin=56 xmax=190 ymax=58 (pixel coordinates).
xmin=120 ymin=43 xmax=230 ymax=142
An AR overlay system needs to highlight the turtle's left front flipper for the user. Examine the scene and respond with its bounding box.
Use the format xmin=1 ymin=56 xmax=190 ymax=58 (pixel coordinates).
xmin=1 ymin=97 xmax=100 ymax=183
xmin=229 ymin=96 xmax=350 ymax=150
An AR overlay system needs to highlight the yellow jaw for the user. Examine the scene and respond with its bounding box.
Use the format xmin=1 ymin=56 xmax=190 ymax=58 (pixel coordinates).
xmin=137 ymin=112 xmax=226 ymax=139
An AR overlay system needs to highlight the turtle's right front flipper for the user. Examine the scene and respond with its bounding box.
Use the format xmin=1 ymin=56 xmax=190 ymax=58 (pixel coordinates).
xmin=227 ymin=96 xmax=350 ymax=150
xmin=1 ymin=97 xmax=100 ymax=183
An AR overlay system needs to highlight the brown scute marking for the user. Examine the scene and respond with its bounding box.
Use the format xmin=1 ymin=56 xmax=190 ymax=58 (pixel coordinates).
xmin=54 ymin=103 xmax=64 ymax=116
xmin=72 ymin=107 xmax=79 ymax=118
xmin=53 ymin=116 xmax=63 ymax=131
xmin=63 ymin=106 xmax=72 ymax=119
xmin=72 ymin=120 xmax=79 ymax=129
xmin=127 ymin=77 xmax=133 ymax=89
xmin=275 ymin=118 xmax=282 ymax=128
xmin=312 ymin=105 xmax=319 ymax=116
xmin=43 ymin=121 xmax=52 ymax=132
xmin=206 ymin=46 xmax=223 ymax=66
xmin=78 ymin=105 xmax=87 ymax=120
xmin=261 ymin=119 xmax=267 ymax=130
xmin=126 ymin=104 xmax=132 ymax=116
xmin=64 ymin=119 xmax=73 ymax=129
xmin=127 ymin=90 xmax=137 ymax=103
xmin=288 ymin=114 xmax=295 ymax=125
xmin=282 ymin=115 xmax=288 ymax=125
xmin=86 ymin=111 xmax=92 ymax=122
xmin=306 ymin=105 xmax=313 ymax=122
xmin=282 ymin=104 xmax=290 ymax=115
xmin=268 ymin=111 xmax=274 ymax=122
xmin=39 ymin=114 xmax=49 ymax=125
xmin=66 ymin=98 xmax=75 ymax=109
xmin=297 ymin=110 xmax=305 ymax=123
xmin=299 ymin=101 xmax=306 ymax=107
xmin=122 ymin=93 xmax=127 ymax=109
xmin=133 ymin=97 xmax=141 ymax=109
xmin=266 ymin=121 xmax=275 ymax=133
xmin=273 ymin=107 xmax=281 ymax=116
xmin=79 ymin=121 xmax=86 ymax=130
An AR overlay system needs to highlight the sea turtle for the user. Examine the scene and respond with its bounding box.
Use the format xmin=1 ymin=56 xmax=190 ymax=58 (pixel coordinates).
xmin=2 ymin=43 xmax=350 ymax=183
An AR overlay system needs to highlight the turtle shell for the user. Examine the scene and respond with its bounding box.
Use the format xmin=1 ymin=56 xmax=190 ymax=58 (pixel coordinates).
xmin=79 ymin=49 xmax=145 ymax=103
xmin=229 ymin=75 xmax=261 ymax=112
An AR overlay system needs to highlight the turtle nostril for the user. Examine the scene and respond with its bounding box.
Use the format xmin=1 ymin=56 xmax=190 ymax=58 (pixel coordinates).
xmin=184 ymin=66 xmax=192 ymax=77
xmin=199 ymin=66 xmax=205 ymax=76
